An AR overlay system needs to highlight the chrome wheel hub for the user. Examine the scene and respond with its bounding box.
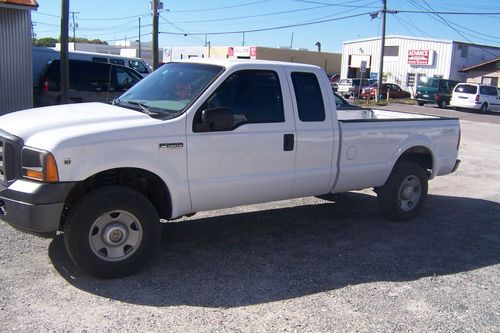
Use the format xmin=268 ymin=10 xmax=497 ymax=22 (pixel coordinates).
xmin=398 ymin=175 xmax=421 ymax=212
xmin=89 ymin=210 xmax=143 ymax=262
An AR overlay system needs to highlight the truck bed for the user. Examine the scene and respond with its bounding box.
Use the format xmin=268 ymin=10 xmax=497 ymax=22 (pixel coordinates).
xmin=332 ymin=109 xmax=460 ymax=193
xmin=337 ymin=108 xmax=449 ymax=122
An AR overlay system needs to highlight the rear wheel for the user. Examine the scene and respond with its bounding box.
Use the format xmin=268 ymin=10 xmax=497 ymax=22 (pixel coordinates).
xmin=377 ymin=161 xmax=428 ymax=221
xmin=417 ymin=101 xmax=425 ymax=106
xmin=437 ymin=100 xmax=446 ymax=108
xmin=64 ymin=186 xmax=161 ymax=278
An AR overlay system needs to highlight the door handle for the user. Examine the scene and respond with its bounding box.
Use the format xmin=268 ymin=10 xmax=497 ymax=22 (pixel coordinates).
xmin=283 ymin=133 xmax=294 ymax=151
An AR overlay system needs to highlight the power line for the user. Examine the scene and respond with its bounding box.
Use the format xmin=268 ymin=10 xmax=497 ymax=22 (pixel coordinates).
xmin=33 ymin=11 xmax=150 ymax=21
xmin=167 ymin=0 xmax=271 ymax=13
xmin=160 ymin=11 xmax=372 ymax=36
xmin=420 ymin=0 xmax=499 ymax=57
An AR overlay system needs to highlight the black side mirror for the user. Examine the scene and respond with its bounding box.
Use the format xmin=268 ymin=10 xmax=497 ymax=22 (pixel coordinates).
xmin=200 ymin=107 xmax=234 ymax=131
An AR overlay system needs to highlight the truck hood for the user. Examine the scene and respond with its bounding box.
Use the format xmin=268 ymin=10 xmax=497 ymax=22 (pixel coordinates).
xmin=0 ymin=103 xmax=160 ymax=150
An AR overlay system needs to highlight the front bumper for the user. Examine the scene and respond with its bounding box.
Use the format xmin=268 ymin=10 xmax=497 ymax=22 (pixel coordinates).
xmin=0 ymin=180 xmax=76 ymax=237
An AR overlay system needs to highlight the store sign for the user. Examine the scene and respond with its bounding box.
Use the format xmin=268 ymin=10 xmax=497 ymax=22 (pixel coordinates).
xmin=229 ymin=46 xmax=257 ymax=59
xmin=408 ymin=50 xmax=434 ymax=65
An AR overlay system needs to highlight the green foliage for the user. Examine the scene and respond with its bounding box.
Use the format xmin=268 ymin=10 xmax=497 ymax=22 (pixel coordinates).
xmin=32 ymin=37 xmax=108 ymax=46
xmin=32 ymin=37 xmax=58 ymax=47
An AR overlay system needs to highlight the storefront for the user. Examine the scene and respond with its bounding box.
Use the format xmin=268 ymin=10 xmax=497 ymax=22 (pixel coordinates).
xmin=341 ymin=35 xmax=500 ymax=95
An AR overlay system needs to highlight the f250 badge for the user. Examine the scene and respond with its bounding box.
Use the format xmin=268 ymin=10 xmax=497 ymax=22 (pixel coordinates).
xmin=159 ymin=143 xmax=184 ymax=150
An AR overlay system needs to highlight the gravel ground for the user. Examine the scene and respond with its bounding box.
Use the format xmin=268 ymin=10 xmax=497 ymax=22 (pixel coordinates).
xmin=1 ymin=115 xmax=499 ymax=332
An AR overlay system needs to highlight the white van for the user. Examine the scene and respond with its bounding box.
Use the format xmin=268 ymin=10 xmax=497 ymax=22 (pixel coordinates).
xmin=450 ymin=83 xmax=500 ymax=113
xmin=33 ymin=47 xmax=151 ymax=88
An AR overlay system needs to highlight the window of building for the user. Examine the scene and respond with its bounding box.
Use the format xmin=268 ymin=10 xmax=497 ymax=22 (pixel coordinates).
xmin=384 ymin=46 xmax=399 ymax=57
xmin=291 ymin=72 xmax=326 ymax=122
xmin=407 ymin=73 xmax=416 ymax=86
xmin=481 ymin=76 xmax=498 ymax=87
xmin=459 ymin=45 xmax=468 ymax=58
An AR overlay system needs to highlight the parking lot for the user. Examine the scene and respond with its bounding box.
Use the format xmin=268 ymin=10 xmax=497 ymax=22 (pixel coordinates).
xmin=0 ymin=103 xmax=499 ymax=332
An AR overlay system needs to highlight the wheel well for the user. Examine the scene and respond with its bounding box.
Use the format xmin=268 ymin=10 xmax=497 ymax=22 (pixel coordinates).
xmin=396 ymin=146 xmax=433 ymax=174
xmin=62 ymin=168 xmax=172 ymax=227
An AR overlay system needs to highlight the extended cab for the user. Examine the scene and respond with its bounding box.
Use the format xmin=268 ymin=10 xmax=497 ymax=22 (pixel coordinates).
xmin=0 ymin=59 xmax=461 ymax=278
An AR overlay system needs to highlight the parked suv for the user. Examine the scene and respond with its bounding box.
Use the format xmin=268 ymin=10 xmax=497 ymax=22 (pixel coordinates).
xmin=450 ymin=83 xmax=500 ymax=113
xmin=337 ymin=78 xmax=374 ymax=98
xmin=415 ymin=78 xmax=460 ymax=108
xmin=34 ymin=59 xmax=143 ymax=107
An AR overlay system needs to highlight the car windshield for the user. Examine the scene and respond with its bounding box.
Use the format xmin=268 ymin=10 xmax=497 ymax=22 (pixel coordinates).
xmin=116 ymin=62 xmax=223 ymax=118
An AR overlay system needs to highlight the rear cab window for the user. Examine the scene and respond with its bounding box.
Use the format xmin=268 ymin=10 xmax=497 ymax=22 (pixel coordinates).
xmin=291 ymin=72 xmax=326 ymax=122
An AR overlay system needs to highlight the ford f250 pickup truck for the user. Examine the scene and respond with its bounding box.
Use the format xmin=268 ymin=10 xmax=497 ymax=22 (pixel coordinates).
xmin=0 ymin=59 xmax=460 ymax=278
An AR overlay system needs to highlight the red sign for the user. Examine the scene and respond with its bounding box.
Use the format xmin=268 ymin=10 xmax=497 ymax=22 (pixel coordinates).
xmin=408 ymin=50 xmax=430 ymax=65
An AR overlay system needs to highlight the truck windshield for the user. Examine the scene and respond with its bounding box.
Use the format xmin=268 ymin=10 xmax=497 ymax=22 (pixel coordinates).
xmin=116 ymin=62 xmax=223 ymax=118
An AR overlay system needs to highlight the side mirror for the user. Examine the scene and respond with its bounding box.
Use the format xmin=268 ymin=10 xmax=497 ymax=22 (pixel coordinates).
xmin=201 ymin=107 xmax=234 ymax=131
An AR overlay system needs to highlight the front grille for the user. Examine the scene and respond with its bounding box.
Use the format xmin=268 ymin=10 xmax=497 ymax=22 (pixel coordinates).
xmin=0 ymin=131 xmax=23 ymax=186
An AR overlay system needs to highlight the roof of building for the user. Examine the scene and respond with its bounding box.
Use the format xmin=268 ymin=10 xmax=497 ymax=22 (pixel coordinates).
xmin=343 ymin=35 xmax=453 ymax=45
xmin=343 ymin=35 xmax=500 ymax=50
xmin=460 ymin=57 xmax=500 ymax=72
xmin=0 ymin=0 xmax=38 ymax=9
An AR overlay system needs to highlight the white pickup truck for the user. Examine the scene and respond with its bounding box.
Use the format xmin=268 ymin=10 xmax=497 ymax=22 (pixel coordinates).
xmin=0 ymin=59 xmax=460 ymax=278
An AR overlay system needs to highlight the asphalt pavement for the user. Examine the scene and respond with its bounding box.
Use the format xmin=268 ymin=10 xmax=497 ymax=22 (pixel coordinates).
xmin=0 ymin=103 xmax=499 ymax=332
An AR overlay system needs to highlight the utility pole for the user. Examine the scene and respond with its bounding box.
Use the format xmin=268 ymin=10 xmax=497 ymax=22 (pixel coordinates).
xmin=69 ymin=11 xmax=79 ymax=40
xmin=242 ymin=32 xmax=245 ymax=46
xmin=377 ymin=0 xmax=387 ymax=101
xmin=60 ymin=0 xmax=70 ymax=104
xmin=152 ymin=0 xmax=159 ymax=69
xmin=138 ymin=17 xmax=142 ymax=58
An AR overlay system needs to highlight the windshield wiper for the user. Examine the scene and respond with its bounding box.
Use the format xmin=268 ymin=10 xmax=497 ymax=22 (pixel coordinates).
xmin=126 ymin=100 xmax=161 ymax=116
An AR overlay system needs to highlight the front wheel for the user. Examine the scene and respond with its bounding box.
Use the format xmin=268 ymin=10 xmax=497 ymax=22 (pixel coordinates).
xmin=417 ymin=101 xmax=425 ymax=106
xmin=377 ymin=161 xmax=428 ymax=221
xmin=63 ymin=186 xmax=161 ymax=278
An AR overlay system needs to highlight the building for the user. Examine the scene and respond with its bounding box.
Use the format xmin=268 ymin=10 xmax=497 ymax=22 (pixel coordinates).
xmin=341 ymin=35 xmax=500 ymax=95
xmin=163 ymin=45 xmax=342 ymax=76
xmin=0 ymin=0 xmax=38 ymax=115
xmin=459 ymin=57 xmax=499 ymax=87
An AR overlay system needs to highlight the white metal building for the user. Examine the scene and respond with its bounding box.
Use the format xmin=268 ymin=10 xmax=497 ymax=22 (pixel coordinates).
xmin=341 ymin=35 xmax=500 ymax=95
xmin=0 ymin=0 xmax=38 ymax=115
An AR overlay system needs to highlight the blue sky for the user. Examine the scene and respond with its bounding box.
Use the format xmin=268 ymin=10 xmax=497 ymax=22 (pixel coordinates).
xmin=32 ymin=0 xmax=500 ymax=52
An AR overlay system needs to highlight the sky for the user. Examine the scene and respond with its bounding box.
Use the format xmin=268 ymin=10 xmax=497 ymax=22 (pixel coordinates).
xmin=32 ymin=0 xmax=500 ymax=53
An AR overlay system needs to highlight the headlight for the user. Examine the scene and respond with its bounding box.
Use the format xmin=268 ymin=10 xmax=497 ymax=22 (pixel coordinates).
xmin=21 ymin=147 xmax=59 ymax=183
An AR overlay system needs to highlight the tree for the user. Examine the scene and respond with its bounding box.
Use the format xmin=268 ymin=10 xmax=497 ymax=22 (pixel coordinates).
xmin=32 ymin=37 xmax=109 ymax=46
xmin=32 ymin=37 xmax=58 ymax=47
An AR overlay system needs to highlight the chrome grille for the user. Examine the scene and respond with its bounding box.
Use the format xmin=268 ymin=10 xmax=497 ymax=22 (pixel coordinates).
xmin=0 ymin=132 xmax=22 ymax=186
xmin=0 ymin=140 xmax=4 ymax=182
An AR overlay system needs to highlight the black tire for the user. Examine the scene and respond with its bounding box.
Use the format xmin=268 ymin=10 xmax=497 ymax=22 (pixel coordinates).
xmin=377 ymin=161 xmax=428 ymax=222
xmin=437 ymin=100 xmax=445 ymax=108
xmin=417 ymin=101 xmax=425 ymax=106
xmin=64 ymin=186 xmax=161 ymax=278
xmin=480 ymin=103 xmax=488 ymax=114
